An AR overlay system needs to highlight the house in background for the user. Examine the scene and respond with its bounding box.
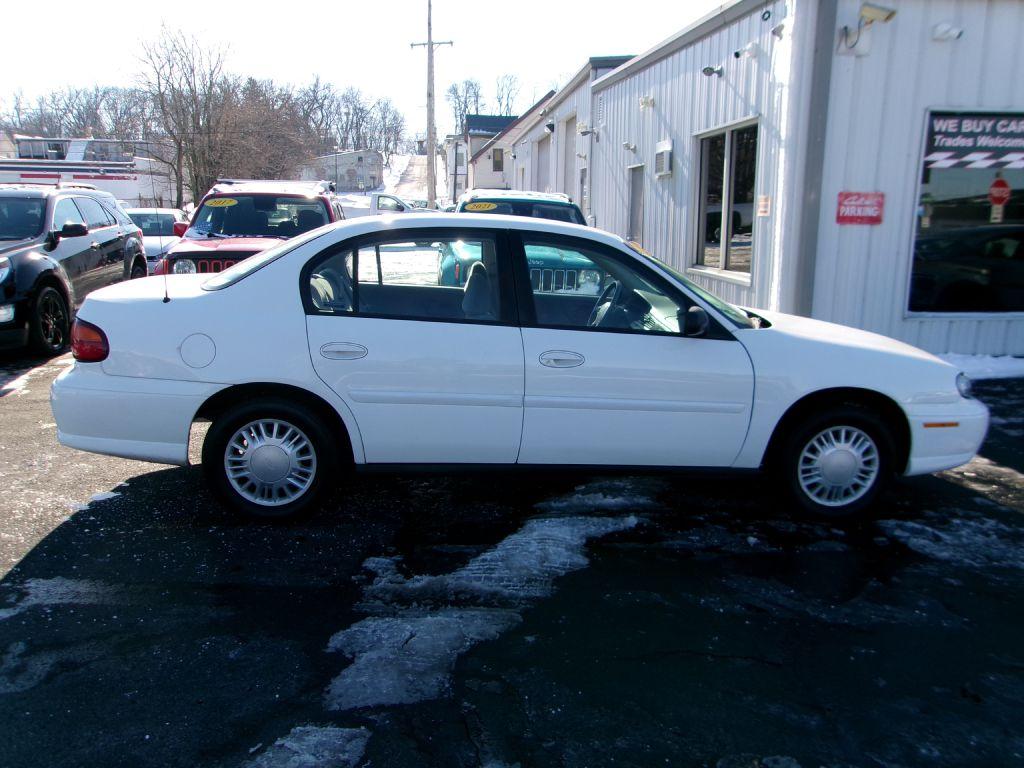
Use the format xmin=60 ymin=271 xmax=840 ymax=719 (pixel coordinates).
xmin=299 ymin=149 xmax=384 ymax=193
xmin=468 ymin=91 xmax=555 ymax=191
xmin=444 ymin=114 xmax=518 ymax=202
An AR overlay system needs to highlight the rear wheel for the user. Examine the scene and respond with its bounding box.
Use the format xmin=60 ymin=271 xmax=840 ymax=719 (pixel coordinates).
xmin=28 ymin=285 xmax=70 ymax=356
xmin=778 ymin=405 xmax=893 ymax=519
xmin=202 ymin=398 xmax=338 ymax=518
xmin=130 ymin=258 xmax=147 ymax=279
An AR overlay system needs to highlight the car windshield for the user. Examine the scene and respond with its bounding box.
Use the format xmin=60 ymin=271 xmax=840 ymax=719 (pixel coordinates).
xmin=464 ymin=200 xmax=586 ymax=225
xmin=624 ymin=241 xmax=755 ymax=328
xmin=0 ymin=197 xmax=46 ymax=240
xmin=128 ymin=212 xmax=177 ymax=237
xmin=191 ymin=195 xmax=329 ymax=239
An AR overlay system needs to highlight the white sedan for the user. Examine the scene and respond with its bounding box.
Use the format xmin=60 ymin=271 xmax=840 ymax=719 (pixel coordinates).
xmin=50 ymin=214 xmax=989 ymax=519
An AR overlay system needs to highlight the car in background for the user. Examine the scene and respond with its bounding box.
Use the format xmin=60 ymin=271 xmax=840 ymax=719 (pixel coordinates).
xmin=0 ymin=183 xmax=146 ymax=354
xmin=125 ymin=207 xmax=188 ymax=273
xmin=456 ymin=189 xmax=586 ymax=225
xmin=157 ymin=180 xmax=345 ymax=276
xmin=53 ymin=214 xmax=987 ymax=521
xmin=909 ymin=225 xmax=1024 ymax=312
xmin=338 ymin=192 xmax=429 ymax=218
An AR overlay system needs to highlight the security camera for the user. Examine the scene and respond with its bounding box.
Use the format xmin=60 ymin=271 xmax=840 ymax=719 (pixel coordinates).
xmin=860 ymin=2 xmax=896 ymax=23
xmin=733 ymin=41 xmax=759 ymax=59
xmin=701 ymin=65 xmax=723 ymax=77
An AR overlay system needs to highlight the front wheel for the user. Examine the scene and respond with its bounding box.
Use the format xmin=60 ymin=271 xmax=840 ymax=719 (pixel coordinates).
xmin=778 ymin=406 xmax=894 ymax=519
xmin=202 ymin=399 xmax=338 ymax=518
xmin=28 ymin=285 xmax=70 ymax=356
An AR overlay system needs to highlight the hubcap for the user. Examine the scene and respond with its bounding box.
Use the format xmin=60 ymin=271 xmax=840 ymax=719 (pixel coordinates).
xmin=224 ymin=419 xmax=317 ymax=506
xmin=798 ymin=426 xmax=879 ymax=507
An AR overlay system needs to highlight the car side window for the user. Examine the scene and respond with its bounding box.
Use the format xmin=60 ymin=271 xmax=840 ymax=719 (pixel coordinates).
xmin=377 ymin=196 xmax=402 ymax=212
xmin=522 ymin=238 xmax=688 ymax=334
xmin=74 ymin=197 xmax=112 ymax=230
xmin=306 ymin=235 xmax=504 ymax=324
xmin=53 ymin=198 xmax=86 ymax=230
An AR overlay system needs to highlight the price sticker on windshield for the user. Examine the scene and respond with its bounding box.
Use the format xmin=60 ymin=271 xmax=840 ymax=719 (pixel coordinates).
xmin=206 ymin=198 xmax=238 ymax=207
xmin=465 ymin=201 xmax=498 ymax=211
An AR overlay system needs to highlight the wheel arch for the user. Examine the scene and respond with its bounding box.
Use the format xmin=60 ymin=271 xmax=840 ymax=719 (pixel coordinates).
xmin=764 ymin=387 xmax=911 ymax=474
xmin=192 ymin=382 xmax=356 ymax=464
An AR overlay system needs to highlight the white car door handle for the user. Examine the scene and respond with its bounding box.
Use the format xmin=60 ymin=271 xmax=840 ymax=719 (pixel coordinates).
xmin=320 ymin=342 xmax=368 ymax=360
xmin=539 ymin=350 xmax=585 ymax=368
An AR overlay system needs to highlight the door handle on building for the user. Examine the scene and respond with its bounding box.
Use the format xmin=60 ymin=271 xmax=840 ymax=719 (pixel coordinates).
xmin=320 ymin=342 xmax=368 ymax=360
xmin=539 ymin=350 xmax=585 ymax=368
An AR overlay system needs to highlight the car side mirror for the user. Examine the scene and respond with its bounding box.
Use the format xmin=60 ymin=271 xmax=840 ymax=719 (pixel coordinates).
xmin=683 ymin=306 xmax=709 ymax=337
xmin=173 ymin=221 xmax=188 ymax=237
xmin=60 ymin=222 xmax=89 ymax=239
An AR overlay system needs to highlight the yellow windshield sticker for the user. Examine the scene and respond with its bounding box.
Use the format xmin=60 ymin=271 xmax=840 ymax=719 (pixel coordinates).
xmin=206 ymin=198 xmax=238 ymax=208
xmin=465 ymin=201 xmax=498 ymax=211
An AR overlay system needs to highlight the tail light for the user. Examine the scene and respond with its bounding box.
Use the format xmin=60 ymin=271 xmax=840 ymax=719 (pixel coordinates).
xmin=71 ymin=319 xmax=109 ymax=362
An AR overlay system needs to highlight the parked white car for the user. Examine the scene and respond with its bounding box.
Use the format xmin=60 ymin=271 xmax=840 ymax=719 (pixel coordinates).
xmin=50 ymin=214 xmax=988 ymax=519
xmin=339 ymin=192 xmax=426 ymax=219
xmin=124 ymin=207 xmax=188 ymax=271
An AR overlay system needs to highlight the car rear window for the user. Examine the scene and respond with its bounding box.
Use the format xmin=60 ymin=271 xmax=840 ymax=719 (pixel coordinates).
xmin=193 ymin=195 xmax=329 ymax=239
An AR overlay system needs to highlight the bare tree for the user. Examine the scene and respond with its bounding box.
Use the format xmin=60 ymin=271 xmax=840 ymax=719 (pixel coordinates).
xmin=494 ymin=75 xmax=520 ymax=117
xmin=445 ymin=79 xmax=485 ymax=135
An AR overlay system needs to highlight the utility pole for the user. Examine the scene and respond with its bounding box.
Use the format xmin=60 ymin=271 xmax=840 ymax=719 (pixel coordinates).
xmin=411 ymin=0 xmax=451 ymax=209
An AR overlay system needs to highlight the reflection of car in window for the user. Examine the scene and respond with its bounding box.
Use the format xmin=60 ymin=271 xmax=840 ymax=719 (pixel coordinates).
xmin=910 ymin=225 xmax=1024 ymax=313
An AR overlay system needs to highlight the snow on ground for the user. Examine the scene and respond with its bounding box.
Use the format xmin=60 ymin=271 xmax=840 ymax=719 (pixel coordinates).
xmin=0 ymin=577 xmax=123 ymax=621
xmin=939 ymin=354 xmax=1024 ymax=380
xmin=244 ymin=726 xmax=370 ymax=768
xmin=879 ymin=513 xmax=1024 ymax=570
xmin=382 ymin=154 xmax=412 ymax=194
xmin=535 ymin=478 xmax=660 ymax=513
xmin=323 ymin=480 xmax=647 ymax=713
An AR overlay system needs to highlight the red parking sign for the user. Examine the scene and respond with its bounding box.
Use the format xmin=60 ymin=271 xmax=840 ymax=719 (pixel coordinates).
xmin=836 ymin=192 xmax=885 ymax=225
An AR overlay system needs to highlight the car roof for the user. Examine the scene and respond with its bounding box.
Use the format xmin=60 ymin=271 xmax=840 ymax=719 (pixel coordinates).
xmin=125 ymin=207 xmax=182 ymax=214
xmin=315 ymin=212 xmax=618 ymax=249
xmin=461 ymin=189 xmax=575 ymax=205
xmin=205 ymin=180 xmax=333 ymax=197
xmin=0 ymin=183 xmax=117 ymax=201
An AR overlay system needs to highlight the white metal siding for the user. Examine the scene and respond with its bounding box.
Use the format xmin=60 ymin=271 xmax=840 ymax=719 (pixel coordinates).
xmin=813 ymin=0 xmax=1024 ymax=354
xmin=588 ymin=0 xmax=805 ymax=310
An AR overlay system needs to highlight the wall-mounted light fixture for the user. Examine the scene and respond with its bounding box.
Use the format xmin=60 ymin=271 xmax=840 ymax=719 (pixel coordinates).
xmin=932 ymin=22 xmax=964 ymax=40
xmin=622 ymin=142 xmax=637 ymax=152
xmin=733 ymin=41 xmax=759 ymax=59
xmin=544 ymin=121 xmax=555 ymax=133
xmin=701 ymin=65 xmax=724 ymax=77
xmin=771 ymin=23 xmax=785 ymax=38
xmin=860 ymin=2 xmax=896 ymax=24
xmin=577 ymin=123 xmax=592 ymax=136
xmin=638 ymin=95 xmax=655 ymax=109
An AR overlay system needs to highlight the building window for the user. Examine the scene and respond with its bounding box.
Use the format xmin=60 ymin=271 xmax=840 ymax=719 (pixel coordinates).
xmin=909 ymin=110 xmax=1024 ymax=313
xmin=492 ymin=148 xmax=504 ymax=173
xmin=696 ymin=122 xmax=758 ymax=273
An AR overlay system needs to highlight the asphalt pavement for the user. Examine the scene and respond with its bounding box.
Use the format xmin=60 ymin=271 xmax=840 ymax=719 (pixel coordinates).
xmin=0 ymin=351 xmax=1022 ymax=768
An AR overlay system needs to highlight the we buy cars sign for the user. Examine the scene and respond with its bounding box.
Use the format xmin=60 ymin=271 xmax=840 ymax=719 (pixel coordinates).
xmin=836 ymin=192 xmax=885 ymax=225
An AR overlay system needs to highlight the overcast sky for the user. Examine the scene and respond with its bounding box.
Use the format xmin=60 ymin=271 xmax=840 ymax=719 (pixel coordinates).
xmin=0 ymin=0 xmax=722 ymax=137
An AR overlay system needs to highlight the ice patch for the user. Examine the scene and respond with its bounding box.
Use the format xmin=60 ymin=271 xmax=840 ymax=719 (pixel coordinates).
xmin=939 ymin=353 xmax=1024 ymax=380
xmin=244 ymin=726 xmax=369 ymax=768
xmin=0 ymin=578 xmax=121 ymax=621
xmin=535 ymin=479 xmax=659 ymax=513
xmin=326 ymin=514 xmax=637 ymax=711
xmin=326 ymin=608 xmax=519 ymax=710
xmin=364 ymin=515 xmax=638 ymax=606
xmin=879 ymin=515 xmax=1024 ymax=570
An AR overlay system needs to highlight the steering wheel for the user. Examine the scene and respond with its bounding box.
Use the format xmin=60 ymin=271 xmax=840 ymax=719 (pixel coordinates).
xmin=587 ymin=280 xmax=622 ymax=327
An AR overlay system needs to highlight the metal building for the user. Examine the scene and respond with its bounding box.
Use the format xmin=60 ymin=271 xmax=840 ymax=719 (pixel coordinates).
xmin=529 ymin=0 xmax=1024 ymax=355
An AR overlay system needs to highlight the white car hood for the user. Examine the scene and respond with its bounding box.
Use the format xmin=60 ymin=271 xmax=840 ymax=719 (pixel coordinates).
xmin=142 ymin=235 xmax=180 ymax=257
xmin=747 ymin=308 xmax=947 ymax=366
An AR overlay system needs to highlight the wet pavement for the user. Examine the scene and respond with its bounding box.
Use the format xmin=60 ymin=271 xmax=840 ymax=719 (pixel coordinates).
xmin=0 ymin=351 xmax=1022 ymax=767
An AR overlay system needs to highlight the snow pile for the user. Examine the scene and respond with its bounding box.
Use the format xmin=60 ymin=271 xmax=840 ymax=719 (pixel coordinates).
xmin=879 ymin=515 xmax=1024 ymax=570
xmin=939 ymin=354 xmax=1024 ymax=380
xmin=535 ymin=478 xmax=659 ymax=513
xmin=324 ymin=514 xmax=637 ymax=711
xmin=244 ymin=726 xmax=369 ymax=768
